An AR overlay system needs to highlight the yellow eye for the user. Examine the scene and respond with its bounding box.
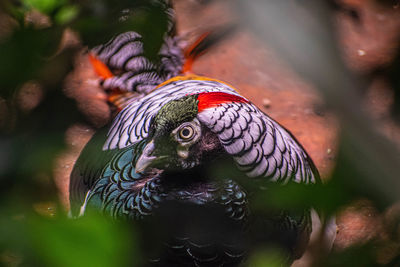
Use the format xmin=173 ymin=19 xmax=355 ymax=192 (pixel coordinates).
xmin=179 ymin=125 xmax=194 ymax=140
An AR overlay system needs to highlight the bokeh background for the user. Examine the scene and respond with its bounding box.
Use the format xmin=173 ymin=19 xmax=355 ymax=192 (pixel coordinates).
xmin=0 ymin=0 xmax=400 ymax=266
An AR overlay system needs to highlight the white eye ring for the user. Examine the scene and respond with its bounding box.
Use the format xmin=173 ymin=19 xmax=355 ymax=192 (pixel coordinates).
xmin=172 ymin=118 xmax=201 ymax=144
xmin=178 ymin=125 xmax=194 ymax=140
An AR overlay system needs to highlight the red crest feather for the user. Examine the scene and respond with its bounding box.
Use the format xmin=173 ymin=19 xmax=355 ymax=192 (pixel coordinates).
xmin=197 ymin=92 xmax=248 ymax=112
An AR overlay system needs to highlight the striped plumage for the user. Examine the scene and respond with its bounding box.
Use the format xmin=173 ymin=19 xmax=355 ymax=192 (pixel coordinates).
xmin=102 ymin=78 xmax=317 ymax=185
xmin=92 ymin=32 xmax=183 ymax=95
xmin=69 ymin=4 xmax=327 ymax=266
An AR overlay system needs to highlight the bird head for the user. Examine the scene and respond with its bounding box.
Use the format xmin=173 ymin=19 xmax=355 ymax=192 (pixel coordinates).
xmin=135 ymin=94 xmax=223 ymax=173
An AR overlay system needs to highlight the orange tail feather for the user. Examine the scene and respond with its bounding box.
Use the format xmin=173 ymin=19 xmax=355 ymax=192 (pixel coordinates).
xmin=182 ymin=32 xmax=211 ymax=74
xmin=181 ymin=24 xmax=237 ymax=74
xmin=88 ymin=53 xmax=114 ymax=79
xmin=88 ymin=53 xmax=134 ymax=110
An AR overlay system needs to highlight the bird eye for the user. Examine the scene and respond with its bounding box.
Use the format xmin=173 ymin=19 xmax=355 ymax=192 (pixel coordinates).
xmin=178 ymin=125 xmax=194 ymax=140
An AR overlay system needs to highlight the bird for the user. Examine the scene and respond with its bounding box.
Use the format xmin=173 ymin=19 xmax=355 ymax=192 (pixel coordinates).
xmin=69 ymin=2 xmax=335 ymax=266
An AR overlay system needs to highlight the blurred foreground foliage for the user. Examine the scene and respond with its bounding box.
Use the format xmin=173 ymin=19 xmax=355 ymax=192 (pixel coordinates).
xmin=0 ymin=0 xmax=399 ymax=266
xmin=0 ymin=211 xmax=137 ymax=267
xmin=0 ymin=0 xmax=167 ymax=266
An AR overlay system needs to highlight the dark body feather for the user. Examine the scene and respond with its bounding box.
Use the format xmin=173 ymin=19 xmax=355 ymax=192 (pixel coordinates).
xmin=71 ymin=127 xmax=313 ymax=266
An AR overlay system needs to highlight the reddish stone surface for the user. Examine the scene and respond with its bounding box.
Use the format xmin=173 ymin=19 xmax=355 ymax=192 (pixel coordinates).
xmin=334 ymin=199 xmax=383 ymax=249
xmin=336 ymin=0 xmax=400 ymax=73
xmin=63 ymin=51 xmax=111 ymax=128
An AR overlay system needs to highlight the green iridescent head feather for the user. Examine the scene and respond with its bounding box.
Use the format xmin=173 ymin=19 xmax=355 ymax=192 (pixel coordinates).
xmin=150 ymin=94 xmax=198 ymax=138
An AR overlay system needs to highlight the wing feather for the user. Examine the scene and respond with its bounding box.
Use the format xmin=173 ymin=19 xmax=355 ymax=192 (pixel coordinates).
xmin=198 ymin=100 xmax=319 ymax=184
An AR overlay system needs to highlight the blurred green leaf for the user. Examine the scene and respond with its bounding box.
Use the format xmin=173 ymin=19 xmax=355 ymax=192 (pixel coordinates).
xmin=55 ymin=5 xmax=79 ymax=25
xmin=0 ymin=211 xmax=138 ymax=267
xmin=29 ymin=214 xmax=136 ymax=267
xmin=0 ymin=27 xmax=64 ymax=96
xmin=22 ymin=0 xmax=66 ymax=15
xmin=247 ymin=248 xmax=286 ymax=267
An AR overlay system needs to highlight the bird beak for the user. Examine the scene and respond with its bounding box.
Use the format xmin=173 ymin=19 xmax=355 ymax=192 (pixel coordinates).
xmin=135 ymin=140 xmax=157 ymax=173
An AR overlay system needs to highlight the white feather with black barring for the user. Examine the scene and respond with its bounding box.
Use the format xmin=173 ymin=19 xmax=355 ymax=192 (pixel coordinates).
xmin=103 ymin=78 xmax=316 ymax=184
xmin=198 ymin=101 xmax=316 ymax=184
